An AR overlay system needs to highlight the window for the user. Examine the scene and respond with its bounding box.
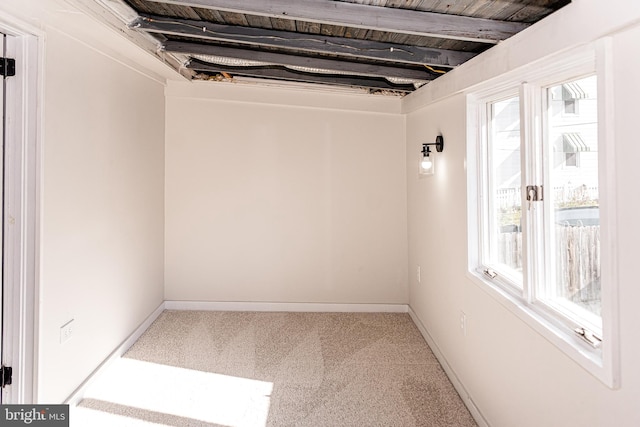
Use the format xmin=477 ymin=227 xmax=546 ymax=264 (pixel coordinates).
xmin=560 ymin=81 xmax=584 ymax=115
xmin=467 ymin=43 xmax=618 ymax=388
xmin=563 ymin=99 xmax=577 ymax=114
xmin=565 ymin=151 xmax=578 ymax=167
xmin=558 ymin=133 xmax=587 ymax=168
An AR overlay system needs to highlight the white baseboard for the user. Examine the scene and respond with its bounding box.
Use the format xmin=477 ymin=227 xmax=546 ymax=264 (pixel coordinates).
xmin=408 ymin=306 xmax=490 ymax=427
xmin=164 ymin=300 xmax=409 ymax=313
xmin=64 ymin=302 xmax=166 ymax=406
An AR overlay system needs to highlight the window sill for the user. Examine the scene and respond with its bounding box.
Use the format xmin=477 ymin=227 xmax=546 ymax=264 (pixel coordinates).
xmin=466 ymin=270 xmax=618 ymax=389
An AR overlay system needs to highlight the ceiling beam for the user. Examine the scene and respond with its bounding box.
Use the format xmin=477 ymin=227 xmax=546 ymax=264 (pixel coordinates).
xmin=188 ymin=60 xmax=417 ymax=92
xmin=132 ymin=15 xmax=477 ymax=67
xmin=163 ymin=41 xmax=437 ymax=81
xmin=145 ymin=0 xmax=529 ymax=43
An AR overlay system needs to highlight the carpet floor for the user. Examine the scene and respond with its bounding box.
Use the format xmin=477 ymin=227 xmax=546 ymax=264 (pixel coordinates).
xmin=75 ymin=310 xmax=477 ymax=427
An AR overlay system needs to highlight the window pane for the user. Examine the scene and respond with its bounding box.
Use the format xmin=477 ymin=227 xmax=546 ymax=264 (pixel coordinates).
xmin=488 ymin=96 xmax=523 ymax=284
xmin=545 ymin=75 xmax=601 ymax=326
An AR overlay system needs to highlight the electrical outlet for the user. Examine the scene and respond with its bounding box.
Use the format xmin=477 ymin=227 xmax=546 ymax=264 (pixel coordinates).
xmin=417 ymin=266 xmax=421 ymax=283
xmin=460 ymin=312 xmax=467 ymax=337
xmin=60 ymin=319 xmax=74 ymax=344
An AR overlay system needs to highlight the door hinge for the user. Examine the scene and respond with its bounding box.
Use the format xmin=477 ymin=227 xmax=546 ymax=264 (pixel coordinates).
xmin=1 ymin=365 xmax=12 ymax=388
xmin=0 ymin=57 xmax=16 ymax=77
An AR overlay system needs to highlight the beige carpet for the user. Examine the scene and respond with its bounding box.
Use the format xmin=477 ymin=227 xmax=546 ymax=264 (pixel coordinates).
xmin=76 ymin=311 xmax=477 ymax=427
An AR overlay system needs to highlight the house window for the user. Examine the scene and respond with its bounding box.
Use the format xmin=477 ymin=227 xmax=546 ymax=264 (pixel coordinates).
xmin=565 ymin=151 xmax=578 ymax=167
xmin=467 ymin=43 xmax=618 ymax=388
xmin=563 ymin=99 xmax=577 ymax=114
xmin=558 ymin=133 xmax=588 ymax=168
xmin=560 ymin=81 xmax=585 ymax=115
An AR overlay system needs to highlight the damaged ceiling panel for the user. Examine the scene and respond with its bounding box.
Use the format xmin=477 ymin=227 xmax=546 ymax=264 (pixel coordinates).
xmin=105 ymin=0 xmax=572 ymax=95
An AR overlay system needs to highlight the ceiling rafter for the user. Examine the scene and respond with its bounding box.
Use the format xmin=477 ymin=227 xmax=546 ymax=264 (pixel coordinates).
xmin=163 ymin=41 xmax=437 ymax=81
xmin=188 ymin=59 xmax=417 ymax=92
xmin=144 ymin=0 xmax=530 ymax=43
xmin=132 ymin=15 xmax=477 ymax=68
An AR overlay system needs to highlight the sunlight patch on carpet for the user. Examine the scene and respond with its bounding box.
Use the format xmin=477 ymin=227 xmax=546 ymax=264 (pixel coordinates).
xmin=80 ymin=358 xmax=272 ymax=427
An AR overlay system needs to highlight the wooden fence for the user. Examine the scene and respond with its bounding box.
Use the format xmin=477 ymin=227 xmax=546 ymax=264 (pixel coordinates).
xmin=498 ymin=231 xmax=522 ymax=269
xmin=498 ymin=225 xmax=600 ymax=308
xmin=555 ymin=225 xmax=600 ymax=304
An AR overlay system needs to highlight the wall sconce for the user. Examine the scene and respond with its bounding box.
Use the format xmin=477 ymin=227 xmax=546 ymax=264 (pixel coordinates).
xmin=420 ymin=135 xmax=444 ymax=175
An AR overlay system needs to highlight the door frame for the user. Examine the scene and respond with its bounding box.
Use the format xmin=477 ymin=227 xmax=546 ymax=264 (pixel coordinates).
xmin=0 ymin=11 xmax=42 ymax=404
xmin=0 ymin=29 xmax=5 ymax=405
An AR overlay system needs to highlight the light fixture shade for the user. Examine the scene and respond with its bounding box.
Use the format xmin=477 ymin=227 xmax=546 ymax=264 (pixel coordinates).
xmin=421 ymin=157 xmax=433 ymax=169
xmin=419 ymin=154 xmax=434 ymax=175
xmin=419 ymin=135 xmax=443 ymax=176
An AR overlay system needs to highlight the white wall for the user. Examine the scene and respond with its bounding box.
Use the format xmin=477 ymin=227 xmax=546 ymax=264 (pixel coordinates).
xmin=165 ymin=82 xmax=407 ymax=304
xmin=405 ymin=1 xmax=640 ymax=426
xmin=0 ymin=0 xmax=168 ymax=403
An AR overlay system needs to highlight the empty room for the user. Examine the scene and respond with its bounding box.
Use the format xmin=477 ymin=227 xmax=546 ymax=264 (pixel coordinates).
xmin=0 ymin=0 xmax=638 ymax=426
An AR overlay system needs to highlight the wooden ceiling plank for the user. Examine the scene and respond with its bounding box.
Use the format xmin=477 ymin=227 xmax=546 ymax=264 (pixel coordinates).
xmin=296 ymin=20 xmax=322 ymax=34
xmin=384 ymin=0 xmax=423 ymax=9
xmin=218 ymin=11 xmax=248 ymax=26
xmin=133 ymin=15 xmax=476 ymax=67
xmin=270 ymin=17 xmax=297 ymax=32
xmin=245 ymin=15 xmax=273 ymax=29
xmin=322 ymin=24 xmax=346 ymax=37
xmin=343 ymin=27 xmax=370 ymax=39
xmin=164 ymin=40 xmax=437 ymax=80
xmin=461 ymin=0 xmax=496 ymax=17
xmin=469 ymin=1 xmax=527 ymax=21
xmin=143 ymin=0 xmax=530 ymax=43
xmin=193 ymin=8 xmax=225 ymax=22
xmin=493 ymin=3 xmax=532 ymax=21
xmin=430 ymin=0 xmax=468 ymax=13
xmin=125 ymin=0 xmax=159 ymax=15
xmin=164 ymin=3 xmax=201 ymax=19
xmin=507 ymin=4 xmax=556 ymax=23
xmin=416 ymin=0 xmax=569 ymax=20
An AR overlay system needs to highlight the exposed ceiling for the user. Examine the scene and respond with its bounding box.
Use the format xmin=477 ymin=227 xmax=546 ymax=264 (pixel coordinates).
xmin=105 ymin=0 xmax=572 ymax=95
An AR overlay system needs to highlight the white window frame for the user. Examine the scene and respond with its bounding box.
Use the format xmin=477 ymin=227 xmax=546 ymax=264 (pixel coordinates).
xmin=466 ymin=39 xmax=619 ymax=388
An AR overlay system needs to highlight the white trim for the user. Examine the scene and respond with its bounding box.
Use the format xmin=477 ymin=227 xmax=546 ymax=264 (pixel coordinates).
xmin=165 ymin=80 xmax=403 ymax=115
xmin=164 ymin=300 xmax=409 ymax=313
xmin=595 ymin=36 xmax=620 ymax=389
xmin=0 ymin=16 xmax=43 ymax=405
xmin=407 ymin=306 xmax=490 ymax=427
xmin=64 ymin=302 xmax=166 ymax=406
